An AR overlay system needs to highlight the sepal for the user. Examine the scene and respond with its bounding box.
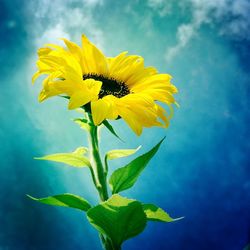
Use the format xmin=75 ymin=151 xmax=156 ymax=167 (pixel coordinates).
xmin=102 ymin=120 xmax=123 ymax=141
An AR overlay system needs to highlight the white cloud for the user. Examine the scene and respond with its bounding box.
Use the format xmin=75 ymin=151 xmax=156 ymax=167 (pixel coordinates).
xmin=219 ymin=0 xmax=250 ymax=38
xmin=165 ymin=0 xmax=250 ymax=62
xmin=166 ymin=23 xmax=197 ymax=61
xmin=27 ymin=0 xmax=105 ymax=48
xmin=147 ymin=0 xmax=172 ymax=16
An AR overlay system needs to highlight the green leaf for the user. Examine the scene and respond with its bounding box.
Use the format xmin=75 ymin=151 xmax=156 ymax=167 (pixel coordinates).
xmin=87 ymin=194 xmax=146 ymax=249
xmin=105 ymin=146 xmax=141 ymax=161
xmin=109 ymin=137 xmax=165 ymax=194
xmin=27 ymin=193 xmax=91 ymax=211
xmin=34 ymin=147 xmax=91 ymax=168
xmin=74 ymin=118 xmax=91 ymax=131
xmin=142 ymin=204 xmax=183 ymax=222
xmin=102 ymin=120 xmax=123 ymax=141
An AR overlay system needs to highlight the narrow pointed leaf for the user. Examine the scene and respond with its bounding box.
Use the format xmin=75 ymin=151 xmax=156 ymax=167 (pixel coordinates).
xmin=143 ymin=204 xmax=183 ymax=222
xmin=87 ymin=194 xmax=146 ymax=249
xmin=34 ymin=147 xmax=91 ymax=168
xmin=27 ymin=193 xmax=91 ymax=211
xmin=105 ymin=146 xmax=141 ymax=161
xmin=109 ymin=138 xmax=165 ymax=194
xmin=102 ymin=120 xmax=123 ymax=141
xmin=59 ymin=95 xmax=70 ymax=99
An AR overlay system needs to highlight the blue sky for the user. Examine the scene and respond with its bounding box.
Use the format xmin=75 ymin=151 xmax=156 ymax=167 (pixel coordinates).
xmin=1 ymin=0 xmax=250 ymax=249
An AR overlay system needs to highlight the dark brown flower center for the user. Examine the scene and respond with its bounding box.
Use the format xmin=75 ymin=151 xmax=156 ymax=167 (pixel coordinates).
xmin=83 ymin=73 xmax=130 ymax=99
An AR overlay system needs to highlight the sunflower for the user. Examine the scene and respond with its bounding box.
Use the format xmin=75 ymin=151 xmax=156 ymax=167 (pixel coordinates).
xmin=32 ymin=35 xmax=178 ymax=135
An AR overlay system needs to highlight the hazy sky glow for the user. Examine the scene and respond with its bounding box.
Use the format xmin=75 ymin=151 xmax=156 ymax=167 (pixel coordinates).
xmin=1 ymin=0 xmax=250 ymax=249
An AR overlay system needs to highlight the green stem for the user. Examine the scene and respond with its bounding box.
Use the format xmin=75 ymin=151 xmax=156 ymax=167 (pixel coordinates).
xmin=86 ymin=113 xmax=121 ymax=250
xmin=104 ymin=155 xmax=109 ymax=177
xmin=87 ymin=114 xmax=109 ymax=201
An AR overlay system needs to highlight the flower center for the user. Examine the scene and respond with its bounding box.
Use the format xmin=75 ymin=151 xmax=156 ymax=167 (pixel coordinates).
xmin=83 ymin=73 xmax=130 ymax=99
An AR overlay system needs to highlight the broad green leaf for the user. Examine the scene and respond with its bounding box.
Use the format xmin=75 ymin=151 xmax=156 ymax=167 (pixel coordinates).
xmin=27 ymin=193 xmax=91 ymax=211
xmin=87 ymin=194 xmax=146 ymax=249
xmin=143 ymin=204 xmax=183 ymax=222
xmin=34 ymin=147 xmax=91 ymax=168
xmin=109 ymin=138 xmax=165 ymax=194
xmin=105 ymin=146 xmax=141 ymax=161
xmin=74 ymin=118 xmax=91 ymax=131
xmin=102 ymin=120 xmax=123 ymax=141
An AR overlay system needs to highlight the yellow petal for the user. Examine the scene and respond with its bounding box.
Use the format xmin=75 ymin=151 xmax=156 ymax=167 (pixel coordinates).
xmin=126 ymin=66 xmax=157 ymax=86
xmin=81 ymin=34 xmax=108 ymax=75
xmin=118 ymin=108 xmax=143 ymax=136
xmin=91 ymin=95 xmax=119 ymax=125
xmin=32 ymin=71 xmax=40 ymax=84
xmin=108 ymin=51 xmax=128 ymax=70
xmin=38 ymin=89 xmax=47 ymax=102
xmin=84 ymin=79 xmax=102 ymax=99
xmin=38 ymin=77 xmax=64 ymax=102
xmin=52 ymin=80 xmax=76 ymax=96
xmin=103 ymin=95 xmax=119 ymax=120
xmin=68 ymin=91 xmax=91 ymax=110
xmin=61 ymin=38 xmax=83 ymax=64
xmin=91 ymin=99 xmax=110 ymax=125
xmin=68 ymin=79 xmax=102 ymax=110
xmin=155 ymin=104 xmax=169 ymax=127
xmin=38 ymin=47 xmax=52 ymax=56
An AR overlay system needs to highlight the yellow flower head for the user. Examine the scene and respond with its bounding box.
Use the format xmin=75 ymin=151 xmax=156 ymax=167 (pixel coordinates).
xmin=33 ymin=35 xmax=178 ymax=135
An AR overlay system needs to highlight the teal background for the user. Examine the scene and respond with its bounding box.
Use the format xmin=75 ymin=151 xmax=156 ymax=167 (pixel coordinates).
xmin=0 ymin=0 xmax=250 ymax=249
